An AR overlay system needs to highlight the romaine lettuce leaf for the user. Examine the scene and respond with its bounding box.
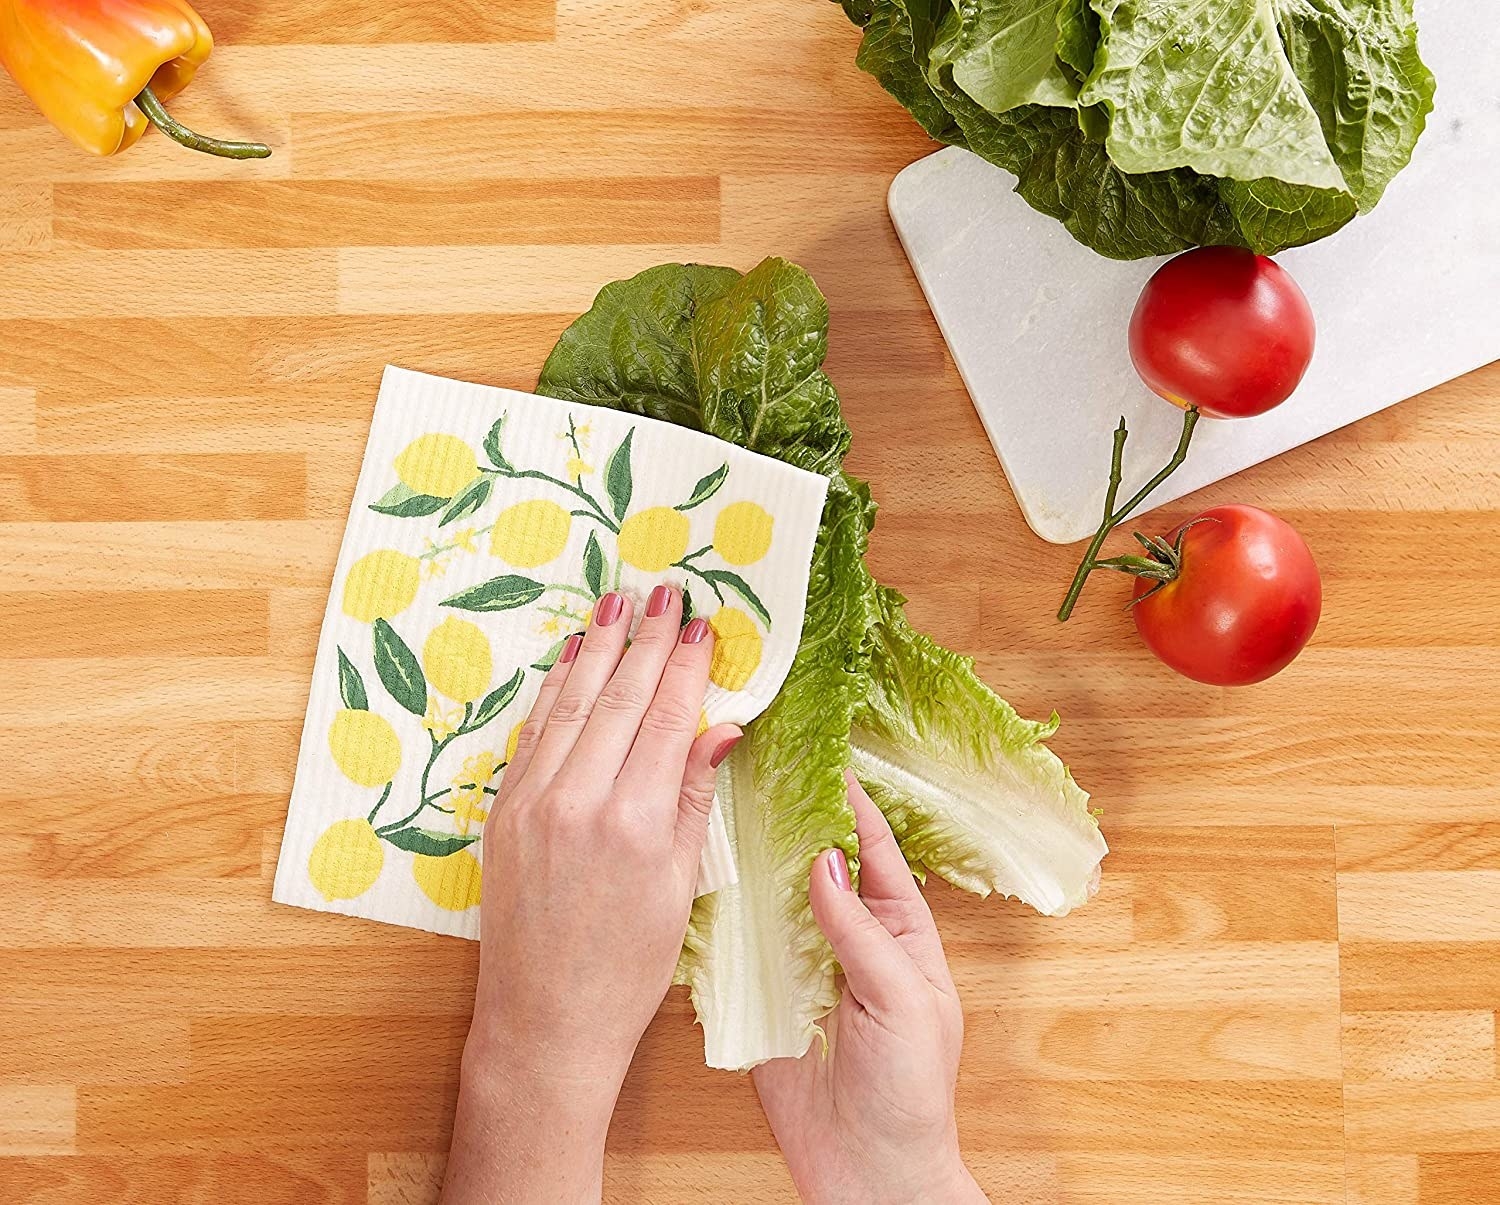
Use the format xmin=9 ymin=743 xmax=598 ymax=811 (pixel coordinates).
xmin=534 ymin=263 xmax=741 ymax=431
xmin=1054 ymin=0 xmax=1100 ymax=80
xmin=853 ymin=586 xmax=1105 ymax=915
xmin=835 ymin=0 xmax=1432 ymax=258
xmin=1220 ymin=175 xmax=1357 ymax=253
xmin=931 ymin=75 xmax=1249 ymax=258
xmin=542 ymin=262 xmax=865 ymax=1067
xmin=540 ymin=258 xmax=1100 ymax=1069
xmin=680 ymin=476 xmax=876 ymax=1070
xmin=932 ymin=0 xmax=1082 ymax=114
xmin=1080 ymin=0 xmax=1346 ymax=191
xmin=541 ymin=259 xmax=850 ymax=478
xmin=1272 ymin=0 xmax=1435 ymax=211
xmin=854 ymin=0 xmax=965 ymax=142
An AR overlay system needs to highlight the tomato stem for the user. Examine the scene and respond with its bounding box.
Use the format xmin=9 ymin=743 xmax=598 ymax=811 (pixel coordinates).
xmin=1057 ymin=405 xmax=1201 ymax=622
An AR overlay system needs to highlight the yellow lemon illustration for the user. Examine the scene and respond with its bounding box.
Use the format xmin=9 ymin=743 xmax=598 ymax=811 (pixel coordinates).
xmin=413 ymin=849 xmax=483 ymax=910
xmin=490 ymin=499 xmax=572 ymax=568
xmin=394 ymin=433 xmax=480 ymax=499
xmin=342 ymin=549 xmax=421 ymax=623
xmin=708 ymin=607 xmax=762 ymax=691
xmin=423 ymin=617 xmax=493 ymax=703
xmin=307 ymin=818 xmax=384 ymax=901
xmin=713 ymin=501 xmax=774 ymax=566
xmin=617 ymin=506 xmax=690 ymax=573
xmin=328 ymin=709 xmax=402 ymax=787
xmin=505 ymin=719 xmax=525 ymax=764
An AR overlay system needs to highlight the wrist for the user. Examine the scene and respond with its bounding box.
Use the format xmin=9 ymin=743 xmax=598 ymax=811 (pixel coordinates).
xmin=797 ymin=1148 xmax=985 ymax=1205
xmin=441 ymin=1038 xmax=622 ymax=1205
xmin=930 ymin=1158 xmax=987 ymax=1204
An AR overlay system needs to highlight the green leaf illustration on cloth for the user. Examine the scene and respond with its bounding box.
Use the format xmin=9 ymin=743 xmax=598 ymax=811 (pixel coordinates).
xmin=582 ymin=531 xmax=606 ymax=597
xmin=678 ymin=463 xmax=729 ymax=510
xmin=381 ymin=828 xmax=480 ymax=857
xmin=482 ymin=415 xmax=513 ymax=472
xmin=697 ymin=568 xmax=772 ymax=627
xmin=370 ymin=482 xmax=448 ymax=518
xmin=439 ymin=476 xmax=493 ymax=527
xmin=442 ymin=575 xmax=548 ymax=613
xmin=465 ymin=668 xmax=526 ymax=734
xmin=336 ymin=648 xmax=368 ymax=711
xmin=372 ymin=619 xmax=427 ymax=717
xmin=602 ymin=428 xmax=635 ymax=520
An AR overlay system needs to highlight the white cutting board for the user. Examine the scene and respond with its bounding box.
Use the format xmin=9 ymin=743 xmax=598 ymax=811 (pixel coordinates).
xmin=888 ymin=3 xmax=1498 ymax=544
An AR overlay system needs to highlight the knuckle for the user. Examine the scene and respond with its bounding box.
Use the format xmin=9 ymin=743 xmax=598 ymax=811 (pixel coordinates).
xmin=610 ymin=816 xmax=657 ymax=858
xmin=546 ymin=691 xmax=595 ymax=727
xmin=512 ymin=718 xmax=545 ymax=757
xmin=640 ymin=695 xmax=698 ymax=737
xmin=614 ymin=811 xmax=666 ymax=860
xmin=858 ymin=819 xmax=897 ymax=859
xmin=593 ymin=679 xmax=651 ymax=716
xmin=678 ymin=778 xmax=715 ymax=813
xmin=891 ymin=896 xmax=935 ymax=937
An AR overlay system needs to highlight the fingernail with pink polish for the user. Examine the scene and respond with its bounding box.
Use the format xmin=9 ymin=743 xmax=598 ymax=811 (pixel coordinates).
xmin=681 ymin=618 xmax=710 ymax=645
xmin=559 ymin=633 xmax=584 ymax=664
xmin=646 ymin=584 xmax=673 ymax=618
xmin=827 ymin=849 xmax=851 ymax=892
xmin=710 ymin=735 xmax=741 ymax=768
xmin=594 ymin=592 xmax=623 ymax=627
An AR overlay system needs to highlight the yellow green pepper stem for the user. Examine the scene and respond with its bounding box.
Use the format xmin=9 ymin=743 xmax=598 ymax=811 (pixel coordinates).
xmin=134 ymin=84 xmax=269 ymax=159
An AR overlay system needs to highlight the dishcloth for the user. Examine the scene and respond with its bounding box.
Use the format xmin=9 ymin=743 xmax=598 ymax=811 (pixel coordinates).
xmin=272 ymin=366 xmax=830 ymax=938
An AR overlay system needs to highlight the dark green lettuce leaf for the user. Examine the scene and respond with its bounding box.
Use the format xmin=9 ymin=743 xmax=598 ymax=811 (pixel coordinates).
xmin=541 ymin=259 xmax=850 ymax=478
xmin=534 ymin=263 xmax=740 ymax=431
xmin=1220 ymin=176 xmax=1357 ymax=251
xmin=932 ymin=75 xmax=1249 ymax=258
xmin=848 ymin=0 xmax=966 ymax=143
xmin=1055 ymin=0 xmax=1100 ymax=79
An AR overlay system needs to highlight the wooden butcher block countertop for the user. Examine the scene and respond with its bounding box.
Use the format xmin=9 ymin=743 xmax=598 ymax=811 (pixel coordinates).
xmin=1 ymin=2 xmax=1497 ymax=1202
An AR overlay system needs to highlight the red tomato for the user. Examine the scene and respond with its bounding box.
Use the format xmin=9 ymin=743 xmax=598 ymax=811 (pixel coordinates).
xmin=1132 ymin=504 xmax=1321 ymax=686
xmin=1129 ymin=247 xmax=1315 ymax=419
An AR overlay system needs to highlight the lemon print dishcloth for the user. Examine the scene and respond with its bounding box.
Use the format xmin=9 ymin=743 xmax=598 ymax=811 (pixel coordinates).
xmin=272 ymin=367 xmax=830 ymax=941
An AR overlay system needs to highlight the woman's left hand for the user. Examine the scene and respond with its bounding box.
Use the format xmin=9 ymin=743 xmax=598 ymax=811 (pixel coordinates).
xmin=441 ymin=584 xmax=740 ymax=1205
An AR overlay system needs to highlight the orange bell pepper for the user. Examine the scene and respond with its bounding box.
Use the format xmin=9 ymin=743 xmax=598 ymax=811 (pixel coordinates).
xmin=0 ymin=0 xmax=269 ymax=158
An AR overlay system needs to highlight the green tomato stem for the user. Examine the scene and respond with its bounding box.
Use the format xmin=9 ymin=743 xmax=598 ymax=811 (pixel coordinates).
xmin=1057 ymin=405 xmax=1200 ymax=622
xmin=135 ymin=85 xmax=271 ymax=160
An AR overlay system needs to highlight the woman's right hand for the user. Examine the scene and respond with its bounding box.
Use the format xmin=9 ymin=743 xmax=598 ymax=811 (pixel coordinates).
xmin=752 ymin=773 xmax=988 ymax=1205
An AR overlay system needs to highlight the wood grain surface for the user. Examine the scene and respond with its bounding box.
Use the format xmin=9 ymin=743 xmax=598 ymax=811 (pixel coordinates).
xmin=2 ymin=2 xmax=1497 ymax=1202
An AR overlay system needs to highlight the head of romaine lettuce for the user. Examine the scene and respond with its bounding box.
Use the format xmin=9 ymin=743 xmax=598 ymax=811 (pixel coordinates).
xmin=840 ymin=0 xmax=1435 ymax=258
xmin=539 ymin=257 xmax=1106 ymax=1071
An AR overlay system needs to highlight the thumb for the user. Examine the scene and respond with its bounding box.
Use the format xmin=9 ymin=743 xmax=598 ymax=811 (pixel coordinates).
xmin=808 ymin=846 xmax=924 ymax=1017
xmin=673 ymin=724 xmax=741 ymax=873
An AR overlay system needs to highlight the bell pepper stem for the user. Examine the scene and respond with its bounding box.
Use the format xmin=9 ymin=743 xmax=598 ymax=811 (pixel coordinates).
xmin=1057 ymin=405 xmax=1200 ymax=622
xmin=134 ymin=85 xmax=270 ymax=159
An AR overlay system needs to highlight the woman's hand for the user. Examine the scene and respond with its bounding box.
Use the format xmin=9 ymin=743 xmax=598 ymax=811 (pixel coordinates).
xmin=441 ymin=585 xmax=740 ymax=1205
xmin=752 ymin=774 xmax=988 ymax=1205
